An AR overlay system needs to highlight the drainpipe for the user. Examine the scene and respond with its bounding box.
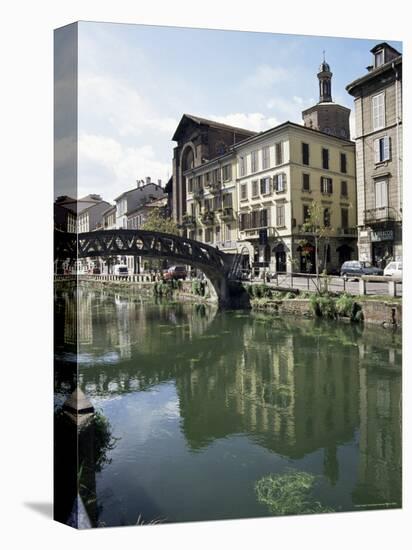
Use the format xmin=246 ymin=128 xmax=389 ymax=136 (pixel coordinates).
xmin=392 ymin=62 xmax=402 ymax=230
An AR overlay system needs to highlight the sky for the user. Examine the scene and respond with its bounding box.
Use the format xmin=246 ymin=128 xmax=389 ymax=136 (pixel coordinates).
xmin=75 ymin=22 xmax=402 ymax=203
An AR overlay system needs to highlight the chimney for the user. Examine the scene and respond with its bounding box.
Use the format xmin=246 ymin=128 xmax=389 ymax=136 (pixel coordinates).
xmin=157 ymin=179 xmax=162 ymax=187
xmin=146 ymin=176 xmax=151 ymax=185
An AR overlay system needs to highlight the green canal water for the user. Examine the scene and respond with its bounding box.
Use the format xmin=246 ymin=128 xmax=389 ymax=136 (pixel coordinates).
xmin=55 ymin=287 xmax=402 ymax=526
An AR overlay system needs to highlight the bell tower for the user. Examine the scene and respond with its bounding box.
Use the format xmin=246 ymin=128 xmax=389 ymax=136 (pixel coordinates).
xmin=302 ymin=54 xmax=351 ymax=139
xmin=318 ymin=53 xmax=333 ymax=102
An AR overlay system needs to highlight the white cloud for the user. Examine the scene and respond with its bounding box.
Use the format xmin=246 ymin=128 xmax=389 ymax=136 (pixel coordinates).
xmin=78 ymin=133 xmax=171 ymax=201
xmin=242 ymin=65 xmax=291 ymax=89
xmin=79 ymin=75 xmax=178 ymax=137
xmin=266 ymin=95 xmax=314 ymax=123
xmin=207 ymin=112 xmax=280 ymax=133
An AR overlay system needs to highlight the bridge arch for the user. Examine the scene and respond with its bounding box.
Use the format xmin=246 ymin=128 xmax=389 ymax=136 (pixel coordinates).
xmin=54 ymin=229 xmax=247 ymax=308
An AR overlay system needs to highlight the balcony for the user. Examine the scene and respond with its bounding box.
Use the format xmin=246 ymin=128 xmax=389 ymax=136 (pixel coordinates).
xmin=337 ymin=227 xmax=357 ymax=236
xmin=220 ymin=207 xmax=234 ymax=220
xmin=209 ymin=181 xmax=222 ymax=194
xmin=201 ymin=211 xmax=215 ymax=225
xmin=193 ymin=188 xmax=204 ymax=201
xmin=364 ymin=207 xmax=397 ymax=225
xmin=181 ymin=214 xmax=196 ymax=228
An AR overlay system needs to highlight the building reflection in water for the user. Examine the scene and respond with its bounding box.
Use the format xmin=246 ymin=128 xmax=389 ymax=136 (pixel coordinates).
xmin=54 ymin=287 xmax=402 ymax=524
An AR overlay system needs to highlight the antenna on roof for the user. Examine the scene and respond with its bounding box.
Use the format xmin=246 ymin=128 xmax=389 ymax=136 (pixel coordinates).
xmin=323 ymin=49 xmax=326 ymax=62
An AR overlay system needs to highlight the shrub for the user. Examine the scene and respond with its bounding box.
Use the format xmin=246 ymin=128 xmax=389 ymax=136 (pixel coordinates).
xmin=336 ymin=293 xmax=354 ymax=318
xmin=309 ymin=294 xmax=336 ymax=318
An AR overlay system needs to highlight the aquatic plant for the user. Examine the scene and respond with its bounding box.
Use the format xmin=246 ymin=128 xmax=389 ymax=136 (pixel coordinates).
xmin=255 ymin=470 xmax=334 ymax=516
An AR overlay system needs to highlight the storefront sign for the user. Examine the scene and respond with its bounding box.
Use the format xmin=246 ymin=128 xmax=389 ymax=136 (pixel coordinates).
xmin=370 ymin=230 xmax=393 ymax=242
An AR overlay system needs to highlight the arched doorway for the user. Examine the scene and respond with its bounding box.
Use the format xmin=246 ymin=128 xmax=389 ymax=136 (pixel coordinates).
xmin=337 ymin=244 xmax=353 ymax=267
xmin=273 ymin=243 xmax=287 ymax=273
xmin=297 ymin=242 xmax=315 ymax=274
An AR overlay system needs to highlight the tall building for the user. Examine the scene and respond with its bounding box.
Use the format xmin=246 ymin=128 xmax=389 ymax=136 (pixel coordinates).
xmin=346 ymin=42 xmax=402 ymax=266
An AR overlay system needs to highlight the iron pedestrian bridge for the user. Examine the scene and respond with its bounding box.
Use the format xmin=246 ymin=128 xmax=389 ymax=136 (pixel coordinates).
xmin=54 ymin=229 xmax=246 ymax=307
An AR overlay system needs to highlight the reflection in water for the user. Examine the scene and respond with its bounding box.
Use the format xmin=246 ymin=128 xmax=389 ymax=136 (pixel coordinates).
xmin=54 ymin=287 xmax=402 ymax=526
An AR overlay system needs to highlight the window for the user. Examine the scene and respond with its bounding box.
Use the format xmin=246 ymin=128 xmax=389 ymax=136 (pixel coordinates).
xmin=275 ymin=142 xmax=283 ymax=165
xmin=204 ymin=172 xmax=210 ymax=185
xmin=251 ymin=150 xmax=259 ymax=173
xmin=188 ymin=178 xmax=193 ymax=193
xmin=252 ymin=180 xmax=259 ymax=198
xmin=211 ymin=168 xmax=220 ymax=184
xmin=341 ymin=208 xmax=349 ymax=228
xmin=372 ymin=92 xmax=385 ymax=131
xmin=240 ymin=183 xmax=248 ymax=200
xmin=239 ymin=156 xmax=246 ymax=177
xmin=260 ymin=177 xmax=271 ymax=195
xmin=223 ymin=193 xmax=233 ymax=207
xmin=215 ymin=225 xmax=221 ymax=240
xmin=205 ymin=228 xmax=213 ymax=243
xmin=341 ymin=180 xmax=348 ymax=197
xmin=204 ymin=198 xmax=212 ymax=211
xmin=260 ymin=208 xmax=269 ymax=227
xmin=213 ymin=195 xmax=222 ymax=210
xmin=239 ymin=212 xmax=250 ymax=230
xmin=375 ymin=49 xmax=384 ymax=68
xmin=340 ymin=153 xmax=347 ymax=173
xmin=374 ymin=136 xmax=391 ymax=163
xmin=375 ymin=180 xmax=388 ymax=209
xmin=251 ymin=210 xmax=259 ymax=228
xmin=222 ymin=164 xmax=232 ymax=181
xmin=302 ymin=173 xmax=310 ymax=191
xmin=276 ymin=204 xmax=285 ymax=227
xmin=321 ymin=176 xmax=333 ymax=194
xmin=302 ymin=143 xmax=310 ymax=165
xmin=274 ymin=173 xmax=287 ymax=192
xmin=195 ymin=175 xmax=202 ymax=190
xmin=303 ymin=204 xmax=310 ymax=223
xmin=224 ymin=223 xmax=232 ymax=241
xmin=262 ymin=146 xmax=270 ymax=169
xmin=190 ymin=202 xmax=196 ymax=216
xmin=322 ymin=148 xmax=329 ymax=169
xmin=323 ymin=208 xmax=331 ymax=227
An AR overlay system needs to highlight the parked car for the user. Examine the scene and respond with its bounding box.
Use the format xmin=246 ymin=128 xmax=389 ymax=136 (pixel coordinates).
xmin=113 ymin=264 xmax=129 ymax=277
xmin=340 ymin=260 xmax=383 ymax=279
xmin=163 ymin=265 xmax=187 ymax=280
xmin=383 ymin=261 xmax=402 ymax=279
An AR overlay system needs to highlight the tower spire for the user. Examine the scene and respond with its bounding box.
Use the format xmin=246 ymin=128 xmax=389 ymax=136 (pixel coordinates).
xmin=318 ymin=56 xmax=333 ymax=103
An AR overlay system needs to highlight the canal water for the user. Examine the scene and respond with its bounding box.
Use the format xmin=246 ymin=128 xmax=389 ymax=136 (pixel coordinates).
xmin=55 ymin=287 xmax=402 ymax=527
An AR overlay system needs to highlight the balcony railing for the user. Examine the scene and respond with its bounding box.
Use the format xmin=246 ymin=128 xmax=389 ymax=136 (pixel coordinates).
xmin=364 ymin=207 xmax=397 ymax=224
xmin=337 ymin=227 xmax=357 ymax=236
xmin=220 ymin=207 xmax=234 ymax=220
xmin=193 ymin=188 xmax=204 ymax=201
xmin=216 ymin=240 xmax=238 ymax=249
xmin=201 ymin=211 xmax=215 ymax=225
xmin=181 ymin=214 xmax=196 ymax=228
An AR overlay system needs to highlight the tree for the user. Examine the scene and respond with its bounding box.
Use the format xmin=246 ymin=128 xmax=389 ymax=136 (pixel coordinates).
xmin=140 ymin=208 xmax=179 ymax=235
xmin=301 ymin=201 xmax=333 ymax=290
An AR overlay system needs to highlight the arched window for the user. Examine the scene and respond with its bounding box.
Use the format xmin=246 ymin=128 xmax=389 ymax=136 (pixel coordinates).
xmin=182 ymin=147 xmax=194 ymax=171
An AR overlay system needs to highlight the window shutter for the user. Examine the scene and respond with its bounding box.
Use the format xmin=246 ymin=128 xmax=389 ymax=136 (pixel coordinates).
xmin=374 ymin=139 xmax=380 ymax=163
xmin=260 ymin=178 xmax=265 ymax=194
xmin=383 ymin=136 xmax=390 ymax=160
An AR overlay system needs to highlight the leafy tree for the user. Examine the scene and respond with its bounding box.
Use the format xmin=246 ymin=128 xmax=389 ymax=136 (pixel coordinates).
xmin=141 ymin=208 xmax=179 ymax=235
xmin=301 ymin=201 xmax=333 ymax=289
